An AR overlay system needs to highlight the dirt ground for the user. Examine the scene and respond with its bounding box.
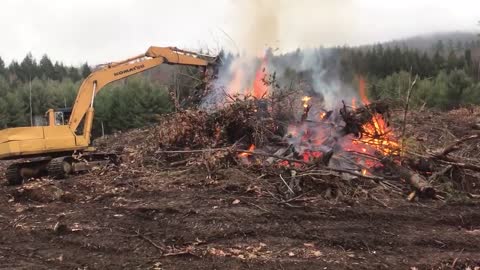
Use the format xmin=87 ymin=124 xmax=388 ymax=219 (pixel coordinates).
xmin=1 ymin=109 xmax=480 ymax=269
xmin=0 ymin=166 xmax=478 ymax=270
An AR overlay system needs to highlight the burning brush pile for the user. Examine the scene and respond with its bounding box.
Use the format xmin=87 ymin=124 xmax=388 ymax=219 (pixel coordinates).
xmin=103 ymin=73 xmax=447 ymax=203
xmin=98 ymin=58 xmax=480 ymax=203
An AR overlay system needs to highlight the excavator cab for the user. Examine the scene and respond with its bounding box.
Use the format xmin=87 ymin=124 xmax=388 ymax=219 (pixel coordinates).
xmin=46 ymin=108 xmax=72 ymax=126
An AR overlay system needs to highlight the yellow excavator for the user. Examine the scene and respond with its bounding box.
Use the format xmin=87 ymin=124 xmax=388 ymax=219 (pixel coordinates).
xmin=0 ymin=46 xmax=216 ymax=184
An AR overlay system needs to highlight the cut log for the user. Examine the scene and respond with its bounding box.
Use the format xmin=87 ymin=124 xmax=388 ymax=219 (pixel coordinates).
xmin=382 ymin=159 xmax=435 ymax=198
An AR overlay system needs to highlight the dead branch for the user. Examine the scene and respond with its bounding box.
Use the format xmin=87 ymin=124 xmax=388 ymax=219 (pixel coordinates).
xmin=239 ymin=149 xmax=387 ymax=181
xmin=234 ymin=150 xmax=311 ymax=165
xmin=162 ymin=250 xmax=198 ymax=257
xmin=156 ymin=147 xmax=232 ymax=154
xmin=169 ymin=160 xmax=188 ymax=167
xmin=382 ymin=159 xmax=435 ymax=198
xmin=436 ymin=159 xmax=480 ymax=172
xmin=135 ymin=229 xmax=166 ymax=252
xmin=428 ymin=165 xmax=453 ymax=183
xmin=279 ymin=174 xmax=295 ymax=194
xmin=432 ymin=134 xmax=480 ymax=158
xmin=401 ymin=74 xmax=418 ymax=152
xmin=344 ymin=150 xmax=382 ymax=161
xmin=298 ymin=169 xmax=384 ymax=181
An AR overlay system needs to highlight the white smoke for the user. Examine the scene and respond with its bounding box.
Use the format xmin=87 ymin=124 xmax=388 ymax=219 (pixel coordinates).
xmin=204 ymin=0 xmax=359 ymax=109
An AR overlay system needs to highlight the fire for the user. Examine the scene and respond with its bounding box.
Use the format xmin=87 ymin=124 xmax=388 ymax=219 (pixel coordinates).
xmin=354 ymin=76 xmax=400 ymax=156
xmin=357 ymin=113 xmax=399 ymax=155
xmin=226 ymin=68 xmax=244 ymax=96
xmin=358 ymin=76 xmax=369 ymax=105
xmin=251 ymin=55 xmax=268 ymax=99
xmin=284 ymin=76 xmax=399 ymax=171
xmin=302 ymin=149 xmax=322 ymax=162
xmin=238 ymin=144 xmax=256 ymax=158
xmin=302 ymin=96 xmax=311 ymax=108
xmin=226 ymin=53 xmax=268 ymax=99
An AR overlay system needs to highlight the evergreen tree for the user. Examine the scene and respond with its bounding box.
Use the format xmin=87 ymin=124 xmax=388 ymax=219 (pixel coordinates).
xmin=432 ymin=51 xmax=445 ymax=73
xmin=435 ymin=40 xmax=445 ymax=54
xmin=446 ymin=50 xmax=458 ymax=71
xmin=0 ymin=57 xmax=5 ymax=76
xmin=447 ymin=39 xmax=454 ymax=51
xmin=53 ymin=62 xmax=67 ymax=81
xmin=8 ymin=61 xmax=22 ymax=83
xmin=39 ymin=54 xmax=55 ymax=80
xmin=5 ymin=92 xmax=28 ymax=126
xmin=445 ymin=69 xmax=471 ymax=109
xmin=67 ymin=67 xmax=81 ymax=82
xmin=0 ymin=98 xmax=8 ymax=128
xmin=20 ymin=53 xmax=38 ymax=81
xmin=81 ymin=63 xmax=91 ymax=78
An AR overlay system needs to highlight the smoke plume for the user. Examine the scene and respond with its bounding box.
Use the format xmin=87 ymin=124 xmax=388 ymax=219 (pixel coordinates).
xmin=204 ymin=0 xmax=359 ymax=109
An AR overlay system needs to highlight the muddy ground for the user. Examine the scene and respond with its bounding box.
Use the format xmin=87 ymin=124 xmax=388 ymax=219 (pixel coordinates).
xmin=1 ymin=109 xmax=480 ymax=269
xmin=0 ymin=167 xmax=478 ymax=269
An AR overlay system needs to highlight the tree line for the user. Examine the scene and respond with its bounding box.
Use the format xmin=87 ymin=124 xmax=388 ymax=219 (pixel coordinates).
xmin=269 ymin=39 xmax=480 ymax=110
xmin=0 ymin=54 xmax=172 ymax=135
xmin=0 ymin=53 xmax=91 ymax=84
xmin=350 ymin=42 xmax=480 ymax=110
xmin=1 ymin=37 xmax=480 ymax=134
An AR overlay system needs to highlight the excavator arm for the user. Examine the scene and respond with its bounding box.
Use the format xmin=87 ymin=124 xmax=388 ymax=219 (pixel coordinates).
xmin=68 ymin=46 xmax=216 ymax=134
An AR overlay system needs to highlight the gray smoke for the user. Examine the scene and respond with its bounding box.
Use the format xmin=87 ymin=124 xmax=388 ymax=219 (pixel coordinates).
xmin=204 ymin=0 xmax=359 ymax=109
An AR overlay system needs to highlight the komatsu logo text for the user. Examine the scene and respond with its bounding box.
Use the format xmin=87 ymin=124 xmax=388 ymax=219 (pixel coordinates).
xmin=114 ymin=64 xmax=145 ymax=76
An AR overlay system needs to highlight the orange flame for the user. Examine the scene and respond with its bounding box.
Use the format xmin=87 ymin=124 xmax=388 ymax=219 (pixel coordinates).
xmin=238 ymin=144 xmax=255 ymax=158
xmin=358 ymin=114 xmax=399 ymax=155
xmin=302 ymin=96 xmax=311 ymax=108
xmin=226 ymin=53 xmax=268 ymax=99
xmin=279 ymin=76 xmax=399 ymax=171
xmin=251 ymin=56 xmax=268 ymax=99
xmin=302 ymin=150 xmax=322 ymax=162
xmin=358 ymin=76 xmax=369 ymax=105
xmin=227 ymin=68 xmax=244 ymax=95
xmin=356 ymin=76 xmax=399 ymax=155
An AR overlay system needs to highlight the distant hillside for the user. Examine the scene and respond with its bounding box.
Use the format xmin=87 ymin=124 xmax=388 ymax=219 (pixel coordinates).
xmin=360 ymin=32 xmax=480 ymax=53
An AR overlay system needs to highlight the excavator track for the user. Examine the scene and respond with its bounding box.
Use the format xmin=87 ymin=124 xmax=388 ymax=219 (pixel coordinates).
xmin=47 ymin=157 xmax=72 ymax=179
xmin=4 ymin=152 xmax=119 ymax=185
xmin=5 ymin=164 xmax=23 ymax=185
xmin=5 ymin=158 xmax=51 ymax=185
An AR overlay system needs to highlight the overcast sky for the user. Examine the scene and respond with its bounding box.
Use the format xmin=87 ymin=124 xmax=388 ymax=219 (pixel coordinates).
xmin=1 ymin=0 xmax=478 ymax=65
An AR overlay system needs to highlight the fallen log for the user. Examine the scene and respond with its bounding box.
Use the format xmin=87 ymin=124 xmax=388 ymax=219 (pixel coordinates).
xmin=382 ymin=159 xmax=435 ymax=198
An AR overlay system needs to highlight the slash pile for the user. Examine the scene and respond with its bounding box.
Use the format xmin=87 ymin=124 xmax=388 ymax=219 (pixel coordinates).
xmin=94 ymin=92 xmax=480 ymax=204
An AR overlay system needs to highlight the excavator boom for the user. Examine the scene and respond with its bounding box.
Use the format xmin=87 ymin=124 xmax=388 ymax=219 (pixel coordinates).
xmin=69 ymin=46 xmax=215 ymax=132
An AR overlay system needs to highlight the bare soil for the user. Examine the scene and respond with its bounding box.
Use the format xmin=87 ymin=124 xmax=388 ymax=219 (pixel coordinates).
xmin=0 ymin=166 xmax=478 ymax=270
